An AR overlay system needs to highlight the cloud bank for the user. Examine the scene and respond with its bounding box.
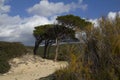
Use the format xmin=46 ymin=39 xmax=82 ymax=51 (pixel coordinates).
xmin=0 ymin=14 xmax=54 ymax=45
xmin=27 ymin=0 xmax=87 ymax=17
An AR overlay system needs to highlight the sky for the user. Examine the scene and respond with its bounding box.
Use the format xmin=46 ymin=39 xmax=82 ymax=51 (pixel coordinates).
xmin=0 ymin=0 xmax=120 ymax=46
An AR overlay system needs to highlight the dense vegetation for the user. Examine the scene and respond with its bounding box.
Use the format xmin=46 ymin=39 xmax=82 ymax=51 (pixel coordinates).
xmin=39 ymin=15 xmax=120 ymax=80
xmin=32 ymin=43 xmax=80 ymax=61
xmin=0 ymin=41 xmax=27 ymax=74
xmin=52 ymin=16 xmax=120 ymax=80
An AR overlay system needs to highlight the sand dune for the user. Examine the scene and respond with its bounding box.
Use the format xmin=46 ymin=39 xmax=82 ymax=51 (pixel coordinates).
xmin=0 ymin=54 xmax=68 ymax=80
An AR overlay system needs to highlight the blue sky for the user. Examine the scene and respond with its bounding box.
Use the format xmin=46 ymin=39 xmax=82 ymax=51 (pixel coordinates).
xmin=0 ymin=0 xmax=120 ymax=45
xmin=8 ymin=0 xmax=120 ymax=18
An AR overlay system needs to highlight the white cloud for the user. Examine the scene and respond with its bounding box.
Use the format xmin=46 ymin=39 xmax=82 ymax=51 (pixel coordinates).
xmin=0 ymin=14 xmax=55 ymax=45
xmin=88 ymin=19 xmax=99 ymax=27
xmin=0 ymin=14 xmax=21 ymax=26
xmin=108 ymin=11 xmax=120 ymax=20
xmin=0 ymin=0 xmax=10 ymax=13
xmin=89 ymin=11 xmax=120 ymax=27
xmin=108 ymin=12 xmax=116 ymax=19
xmin=27 ymin=0 xmax=87 ymax=17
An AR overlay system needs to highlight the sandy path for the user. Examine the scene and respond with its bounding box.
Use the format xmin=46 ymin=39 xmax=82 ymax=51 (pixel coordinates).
xmin=0 ymin=54 xmax=68 ymax=80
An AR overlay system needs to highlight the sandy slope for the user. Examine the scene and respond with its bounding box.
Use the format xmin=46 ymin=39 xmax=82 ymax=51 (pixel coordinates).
xmin=0 ymin=54 xmax=68 ymax=80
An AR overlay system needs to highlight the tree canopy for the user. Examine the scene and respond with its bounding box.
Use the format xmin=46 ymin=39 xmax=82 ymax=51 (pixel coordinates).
xmin=56 ymin=14 xmax=92 ymax=30
xmin=33 ymin=24 xmax=75 ymax=59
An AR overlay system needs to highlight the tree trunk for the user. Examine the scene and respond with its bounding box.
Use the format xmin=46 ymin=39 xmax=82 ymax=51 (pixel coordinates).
xmin=47 ymin=42 xmax=52 ymax=58
xmin=43 ymin=40 xmax=49 ymax=58
xmin=33 ymin=39 xmax=43 ymax=55
xmin=54 ymin=38 xmax=59 ymax=61
xmin=43 ymin=45 xmax=47 ymax=58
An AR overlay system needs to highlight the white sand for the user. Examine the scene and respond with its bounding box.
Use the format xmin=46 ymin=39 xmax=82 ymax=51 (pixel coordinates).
xmin=0 ymin=54 xmax=68 ymax=80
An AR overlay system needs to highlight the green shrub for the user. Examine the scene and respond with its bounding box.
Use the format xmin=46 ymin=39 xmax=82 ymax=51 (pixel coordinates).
xmin=0 ymin=41 xmax=27 ymax=60
xmin=0 ymin=41 xmax=27 ymax=74
xmin=0 ymin=60 xmax=10 ymax=74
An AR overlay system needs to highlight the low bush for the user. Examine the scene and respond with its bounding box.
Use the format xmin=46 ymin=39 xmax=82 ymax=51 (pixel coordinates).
xmin=0 ymin=41 xmax=27 ymax=74
xmin=0 ymin=60 xmax=10 ymax=74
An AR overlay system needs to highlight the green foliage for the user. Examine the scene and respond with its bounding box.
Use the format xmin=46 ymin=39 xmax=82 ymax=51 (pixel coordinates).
xmin=56 ymin=14 xmax=92 ymax=30
xmin=33 ymin=24 xmax=75 ymax=41
xmin=0 ymin=41 xmax=27 ymax=74
xmin=33 ymin=24 xmax=54 ymax=39
xmin=0 ymin=60 xmax=10 ymax=74
xmin=0 ymin=41 xmax=27 ymax=60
